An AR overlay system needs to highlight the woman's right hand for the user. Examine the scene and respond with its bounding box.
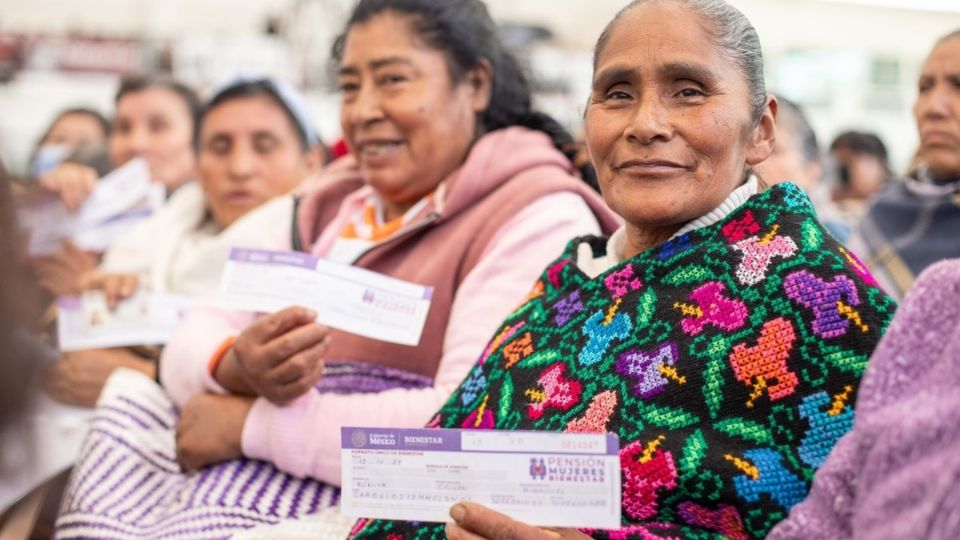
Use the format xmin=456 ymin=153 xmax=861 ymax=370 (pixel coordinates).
xmin=228 ymin=306 xmax=330 ymax=405
xmin=81 ymin=271 xmax=140 ymax=309
xmin=38 ymin=163 xmax=98 ymax=212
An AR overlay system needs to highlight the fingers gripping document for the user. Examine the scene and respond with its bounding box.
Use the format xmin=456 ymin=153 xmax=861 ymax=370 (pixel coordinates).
xmin=217 ymin=248 xmax=434 ymax=346
xmin=57 ymin=291 xmax=196 ymax=351
xmin=18 ymin=158 xmax=163 ymax=255
xmin=341 ymin=427 xmax=622 ymax=529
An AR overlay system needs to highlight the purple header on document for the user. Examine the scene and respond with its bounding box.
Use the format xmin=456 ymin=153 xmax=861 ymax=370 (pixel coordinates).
xmin=342 ymin=427 xmax=461 ymax=452
xmin=342 ymin=427 xmax=619 ymax=456
xmin=58 ymin=296 xmax=83 ymax=310
xmin=229 ymin=247 xmax=317 ymax=270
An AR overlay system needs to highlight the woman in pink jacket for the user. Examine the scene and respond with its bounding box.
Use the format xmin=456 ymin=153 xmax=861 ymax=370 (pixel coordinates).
xmin=55 ymin=1 xmax=618 ymax=537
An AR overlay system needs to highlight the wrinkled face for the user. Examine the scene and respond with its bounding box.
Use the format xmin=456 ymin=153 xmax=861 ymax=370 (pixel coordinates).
xmin=755 ymin=113 xmax=821 ymax=191
xmin=110 ymin=87 xmax=196 ymax=190
xmin=42 ymin=113 xmax=107 ymax=150
xmin=338 ymin=13 xmax=490 ymax=212
xmin=198 ymin=96 xmax=314 ymax=229
xmin=585 ymin=3 xmax=774 ymax=232
xmin=914 ymin=37 xmax=960 ymax=179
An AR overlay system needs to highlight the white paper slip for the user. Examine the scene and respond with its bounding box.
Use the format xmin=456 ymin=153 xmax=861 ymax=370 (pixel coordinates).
xmin=341 ymin=427 xmax=622 ymax=529
xmin=57 ymin=291 xmax=197 ymax=351
xmin=18 ymin=158 xmax=161 ymax=255
xmin=217 ymin=248 xmax=434 ymax=346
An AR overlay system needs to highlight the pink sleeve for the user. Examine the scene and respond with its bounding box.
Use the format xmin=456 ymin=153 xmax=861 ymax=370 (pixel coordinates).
xmin=241 ymin=192 xmax=603 ymax=483
xmin=159 ymin=307 xmax=256 ymax=407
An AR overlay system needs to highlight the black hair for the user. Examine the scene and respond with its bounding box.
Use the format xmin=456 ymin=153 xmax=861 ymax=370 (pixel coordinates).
xmin=331 ymin=0 xmax=597 ymax=188
xmin=776 ymin=97 xmax=820 ymax=165
xmin=195 ymin=80 xmax=326 ymax=158
xmin=37 ymin=107 xmax=110 ymax=145
xmin=830 ymin=131 xmax=889 ymax=163
xmin=115 ymin=75 xmax=202 ymax=136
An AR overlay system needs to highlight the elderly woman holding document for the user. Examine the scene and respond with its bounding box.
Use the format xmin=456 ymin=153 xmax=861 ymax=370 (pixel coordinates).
xmin=351 ymin=1 xmax=895 ymax=539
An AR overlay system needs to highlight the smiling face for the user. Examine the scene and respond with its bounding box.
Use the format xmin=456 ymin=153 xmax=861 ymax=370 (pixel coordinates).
xmin=110 ymin=87 xmax=196 ymax=190
xmin=914 ymin=36 xmax=960 ymax=180
xmin=585 ymin=3 xmax=775 ymax=248
xmin=337 ymin=12 xmax=491 ymax=219
xmin=198 ymin=95 xmax=317 ymax=228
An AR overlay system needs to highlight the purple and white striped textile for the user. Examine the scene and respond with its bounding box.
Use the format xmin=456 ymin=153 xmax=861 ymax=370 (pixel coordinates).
xmin=55 ymin=369 xmax=340 ymax=540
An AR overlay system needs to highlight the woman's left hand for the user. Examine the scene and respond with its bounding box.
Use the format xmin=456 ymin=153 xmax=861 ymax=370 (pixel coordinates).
xmin=445 ymin=503 xmax=590 ymax=540
xmin=31 ymin=240 xmax=99 ymax=298
xmin=43 ymin=348 xmax=155 ymax=407
xmin=175 ymin=393 xmax=254 ymax=471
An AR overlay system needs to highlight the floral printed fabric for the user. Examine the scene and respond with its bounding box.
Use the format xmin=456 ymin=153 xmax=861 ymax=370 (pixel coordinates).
xmin=350 ymin=184 xmax=896 ymax=539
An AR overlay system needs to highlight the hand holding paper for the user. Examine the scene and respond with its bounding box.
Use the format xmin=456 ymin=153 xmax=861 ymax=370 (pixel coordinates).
xmin=217 ymin=248 xmax=434 ymax=346
xmin=227 ymin=306 xmax=330 ymax=404
xmin=341 ymin=428 xmax=622 ymax=529
xmin=446 ymin=503 xmax=589 ymax=540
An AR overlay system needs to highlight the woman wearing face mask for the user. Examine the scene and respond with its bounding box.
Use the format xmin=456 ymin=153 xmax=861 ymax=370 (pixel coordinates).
xmin=43 ymin=77 xmax=326 ymax=408
xmin=30 ymin=76 xmax=202 ymax=299
xmin=351 ymin=1 xmax=895 ymax=539
xmin=28 ymin=108 xmax=110 ymax=180
xmin=54 ymin=1 xmax=617 ymax=537
xmin=37 ymin=76 xmax=200 ymax=210
xmin=850 ymin=30 xmax=960 ymax=301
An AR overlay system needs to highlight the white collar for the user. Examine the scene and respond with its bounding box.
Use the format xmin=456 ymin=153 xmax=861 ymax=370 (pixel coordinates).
xmin=576 ymin=175 xmax=759 ymax=278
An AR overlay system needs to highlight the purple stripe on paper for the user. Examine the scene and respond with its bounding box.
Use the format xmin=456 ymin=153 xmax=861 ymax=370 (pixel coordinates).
xmin=229 ymin=247 xmax=317 ymax=269
xmin=423 ymin=287 xmax=434 ymax=300
xmin=341 ymin=427 xmax=461 ymax=452
xmin=341 ymin=427 xmax=621 ymax=456
xmin=58 ymin=296 xmax=83 ymax=310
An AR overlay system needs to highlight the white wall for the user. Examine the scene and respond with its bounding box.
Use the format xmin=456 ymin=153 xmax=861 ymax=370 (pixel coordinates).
xmin=2 ymin=0 xmax=959 ymax=173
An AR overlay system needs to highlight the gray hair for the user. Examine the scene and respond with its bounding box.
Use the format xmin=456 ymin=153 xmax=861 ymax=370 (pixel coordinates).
xmin=593 ymin=0 xmax=767 ymax=124
xmin=936 ymin=28 xmax=960 ymax=46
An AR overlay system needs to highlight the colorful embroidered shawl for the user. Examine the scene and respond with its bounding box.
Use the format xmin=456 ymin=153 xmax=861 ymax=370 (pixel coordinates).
xmin=350 ymin=184 xmax=896 ymax=539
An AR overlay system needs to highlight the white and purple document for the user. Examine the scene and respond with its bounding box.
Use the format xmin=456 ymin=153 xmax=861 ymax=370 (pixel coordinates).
xmin=18 ymin=158 xmax=163 ymax=255
xmin=217 ymin=248 xmax=434 ymax=346
xmin=57 ymin=291 xmax=196 ymax=351
xmin=340 ymin=427 xmax=622 ymax=528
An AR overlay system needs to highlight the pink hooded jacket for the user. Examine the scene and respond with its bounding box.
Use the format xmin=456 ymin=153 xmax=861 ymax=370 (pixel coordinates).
xmin=160 ymin=127 xmax=619 ymax=483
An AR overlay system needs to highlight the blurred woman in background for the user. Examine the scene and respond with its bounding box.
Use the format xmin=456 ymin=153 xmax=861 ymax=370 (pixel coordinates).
xmin=43 ymin=77 xmax=327 ymax=408
xmin=850 ymin=29 xmax=960 ymax=300
xmin=27 ymin=107 xmax=110 ymax=180
xmin=29 ymin=75 xmax=202 ymax=299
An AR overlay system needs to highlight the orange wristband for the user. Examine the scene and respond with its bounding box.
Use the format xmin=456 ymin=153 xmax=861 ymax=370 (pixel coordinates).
xmin=208 ymin=336 xmax=237 ymax=377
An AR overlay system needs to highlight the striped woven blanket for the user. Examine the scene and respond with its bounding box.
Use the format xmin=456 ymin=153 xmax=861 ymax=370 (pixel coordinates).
xmin=55 ymin=368 xmax=343 ymax=540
